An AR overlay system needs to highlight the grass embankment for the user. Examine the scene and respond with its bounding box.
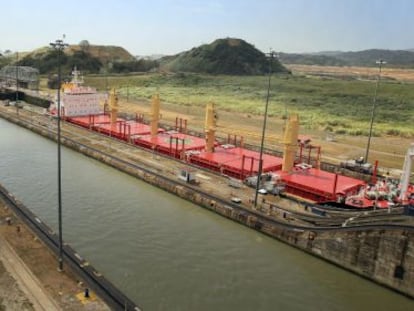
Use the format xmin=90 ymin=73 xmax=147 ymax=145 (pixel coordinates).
xmin=84 ymin=73 xmax=414 ymax=138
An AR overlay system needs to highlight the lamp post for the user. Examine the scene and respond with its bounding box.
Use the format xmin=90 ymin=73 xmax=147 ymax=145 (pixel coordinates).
xmin=254 ymin=51 xmax=276 ymax=208
xmin=50 ymin=37 xmax=68 ymax=271
xmin=364 ymin=59 xmax=386 ymax=163
xmin=15 ymin=52 xmax=18 ymax=104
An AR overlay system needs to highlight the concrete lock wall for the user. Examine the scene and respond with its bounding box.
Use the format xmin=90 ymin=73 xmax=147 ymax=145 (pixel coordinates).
xmin=0 ymin=108 xmax=413 ymax=299
xmin=310 ymin=229 xmax=413 ymax=296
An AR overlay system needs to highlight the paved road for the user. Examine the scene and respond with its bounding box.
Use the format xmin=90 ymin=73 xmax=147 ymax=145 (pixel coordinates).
xmin=0 ymin=236 xmax=61 ymax=311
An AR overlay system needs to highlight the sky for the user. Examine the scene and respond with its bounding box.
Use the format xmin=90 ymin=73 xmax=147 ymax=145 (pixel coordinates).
xmin=0 ymin=0 xmax=413 ymax=56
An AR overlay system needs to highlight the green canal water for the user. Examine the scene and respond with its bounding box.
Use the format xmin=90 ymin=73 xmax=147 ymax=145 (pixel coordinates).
xmin=0 ymin=117 xmax=413 ymax=311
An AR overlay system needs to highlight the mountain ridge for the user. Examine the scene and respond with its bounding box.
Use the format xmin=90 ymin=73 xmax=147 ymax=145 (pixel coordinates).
xmin=280 ymin=49 xmax=414 ymax=68
xmin=3 ymin=41 xmax=414 ymax=72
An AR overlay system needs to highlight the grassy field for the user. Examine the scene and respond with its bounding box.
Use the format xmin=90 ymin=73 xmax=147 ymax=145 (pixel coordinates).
xmin=84 ymin=72 xmax=414 ymax=138
xmin=287 ymin=64 xmax=414 ymax=82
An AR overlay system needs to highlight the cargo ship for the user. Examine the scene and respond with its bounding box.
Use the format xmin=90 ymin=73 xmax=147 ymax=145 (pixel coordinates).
xmin=49 ymin=68 xmax=107 ymax=117
xmin=51 ymin=70 xmax=414 ymax=210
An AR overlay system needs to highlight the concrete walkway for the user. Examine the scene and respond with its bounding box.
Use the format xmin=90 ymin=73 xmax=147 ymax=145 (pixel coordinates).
xmin=0 ymin=236 xmax=61 ymax=311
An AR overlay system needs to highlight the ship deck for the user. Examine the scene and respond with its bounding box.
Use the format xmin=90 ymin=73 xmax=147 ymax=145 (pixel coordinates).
xmin=135 ymin=132 xmax=207 ymax=158
xmin=280 ymin=167 xmax=365 ymax=202
xmin=66 ymin=114 xmax=117 ymax=128
xmin=189 ymin=146 xmax=283 ymax=179
xmin=95 ymin=120 xmax=164 ymax=140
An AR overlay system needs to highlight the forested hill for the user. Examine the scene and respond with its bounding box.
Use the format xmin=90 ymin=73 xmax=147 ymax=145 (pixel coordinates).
xmin=161 ymin=38 xmax=288 ymax=75
xmin=279 ymin=49 xmax=414 ymax=68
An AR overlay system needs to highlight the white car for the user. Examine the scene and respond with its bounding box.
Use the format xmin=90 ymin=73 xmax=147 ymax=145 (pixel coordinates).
xmin=258 ymin=189 xmax=268 ymax=195
xmin=231 ymin=197 xmax=242 ymax=204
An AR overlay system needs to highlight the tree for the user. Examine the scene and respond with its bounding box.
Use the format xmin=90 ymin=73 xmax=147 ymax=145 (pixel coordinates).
xmin=67 ymin=50 xmax=102 ymax=73
xmin=47 ymin=74 xmax=60 ymax=89
xmin=0 ymin=50 xmax=13 ymax=67
xmin=79 ymin=40 xmax=90 ymax=52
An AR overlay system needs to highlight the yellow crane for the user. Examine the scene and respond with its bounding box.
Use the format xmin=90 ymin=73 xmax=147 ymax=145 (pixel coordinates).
xmin=109 ymin=88 xmax=119 ymax=125
xmin=150 ymin=94 xmax=160 ymax=138
xmin=282 ymin=114 xmax=299 ymax=172
xmin=204 ymin=102 xmax=217 ymax=152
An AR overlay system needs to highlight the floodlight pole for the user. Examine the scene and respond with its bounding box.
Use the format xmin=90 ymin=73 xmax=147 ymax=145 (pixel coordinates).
xmin=50 ymin=38 xmax=68 ymax=271
xmin=15 ymin=52 xmax=18 ymax=104
xmin=254 ymin=51 xmax=275 ymax=208
xmin=364 ymin=59 xmax=386 ymax=164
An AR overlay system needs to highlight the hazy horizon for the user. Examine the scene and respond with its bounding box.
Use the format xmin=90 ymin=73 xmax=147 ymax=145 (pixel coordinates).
xmin=1 ymin=0 xmax=412 ymax=56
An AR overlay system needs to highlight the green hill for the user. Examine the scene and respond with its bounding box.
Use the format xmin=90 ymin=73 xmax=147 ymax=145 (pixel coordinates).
xmin=279 ymin=52 xmax=347 ymax=66
xmin=161 ymin=38 xmax=288 ymax=75
xmin=67 ymin=44 xmax=135 ymax=63
xmin=17 ymin=48 xmax=102 ymax=74
xmin=15 ymin=44 xmax=137 ymax=74
xmin=334 ymin=49 xmax=414 ymax=67
xmin=280 ymin=49 xmax=414 ymax=68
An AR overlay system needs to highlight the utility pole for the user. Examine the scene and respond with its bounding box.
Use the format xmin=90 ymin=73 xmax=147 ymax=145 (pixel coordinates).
xmin=15 ymin=52 xmax=18 ymax=104
xmin=50 ymin=37 xmax=68 ymax=271
xmin=105 ymin=61 xmax=112 ymax=92
xmin=364 ymin=59 xmax=386 ymax=163
xmin=105 ymin=66 xmax=108 ymax=91
xmin=254 ymin=51 xmax=276 ymax=208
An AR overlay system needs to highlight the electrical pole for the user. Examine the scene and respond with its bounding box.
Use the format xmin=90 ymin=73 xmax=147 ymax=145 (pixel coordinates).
xmin=364 ymin=59 xmax=386 ymax=163
xmin=50 ymin=37 xmax=68 ymax=271
xmin=254 ymin=51 xmax=275 ymax=208
xmin=15 ymin=52 xmax=18 ymax=105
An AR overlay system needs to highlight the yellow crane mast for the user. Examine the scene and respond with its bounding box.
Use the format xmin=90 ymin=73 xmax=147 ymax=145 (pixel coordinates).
xmin=282 ymin=114 xmax=299 ymax=172
xmin=150 ymin=94 xmax=160 ymax=138
xmin=205 ymin=102 xmax=217 ymax=152
xmin=109 ymin=88 xmax=119 ymax=125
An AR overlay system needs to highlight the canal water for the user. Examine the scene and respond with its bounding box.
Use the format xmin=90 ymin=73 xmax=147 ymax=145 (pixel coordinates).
xmin=0 ymin=117 xmax=413 ymax=311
